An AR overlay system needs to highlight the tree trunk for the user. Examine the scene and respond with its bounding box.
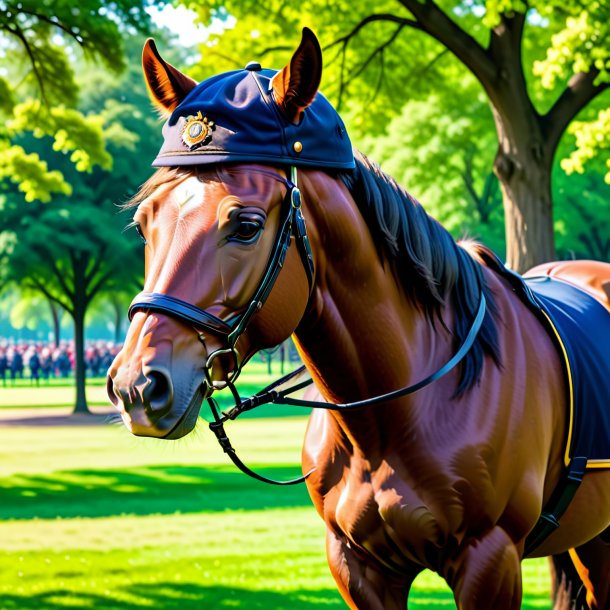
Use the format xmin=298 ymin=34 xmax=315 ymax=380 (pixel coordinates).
xmin=482 ymin=15 xmax=556 ymax=273
xmin=494 ymin=146 xmax=555 ymax=273
xmin=49 ymin=300 xmax=61 ymax=348
xmin=72 ymin=258 xmax=90 ymax=414
xmin=488 ymin=70 xmax=556 ymax=273
xmin=112 ymin=297 xmax=123 ymax=344
xmin=73 ymin=306 xmax=89 ymax=414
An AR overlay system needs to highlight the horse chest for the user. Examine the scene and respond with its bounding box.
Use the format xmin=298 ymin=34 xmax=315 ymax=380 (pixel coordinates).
xmin=324 ymin=465 xmax=454 ymax=570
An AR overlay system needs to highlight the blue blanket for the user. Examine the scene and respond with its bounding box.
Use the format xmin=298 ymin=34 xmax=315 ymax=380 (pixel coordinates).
xmin=525 ymin=276 xmax=610 ymax=469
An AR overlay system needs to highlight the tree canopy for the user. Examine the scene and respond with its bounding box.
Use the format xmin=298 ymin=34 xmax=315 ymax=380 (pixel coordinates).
xmin=183 ymin=0 xmax=610 ymax=271
xmin=0 ymin=0 xmax=168 ymax=202
xmin=0 ymin=33 xmax=161 ymax=411
xmin=2 ymin=1 xmax=610 ymax=357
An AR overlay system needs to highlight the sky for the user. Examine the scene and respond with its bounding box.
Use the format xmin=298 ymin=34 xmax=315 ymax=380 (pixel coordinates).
xmin=147 ymin=4 xmax=235 ymax=48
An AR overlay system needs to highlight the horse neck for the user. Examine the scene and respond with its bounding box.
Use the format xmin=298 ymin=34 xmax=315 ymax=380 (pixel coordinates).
xmin=293 ymin=172 xmax=455 ymax=449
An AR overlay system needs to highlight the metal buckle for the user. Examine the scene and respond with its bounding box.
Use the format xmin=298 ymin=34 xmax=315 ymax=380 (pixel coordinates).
xmin=291 ymin=187 xmax=302 ymax=209
xmin=203 ymin=346 xmax=240 ymax=390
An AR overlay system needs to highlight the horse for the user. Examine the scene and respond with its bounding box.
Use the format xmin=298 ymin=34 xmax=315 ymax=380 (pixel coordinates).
xmin=107 ymin=28 xmax=610 ymax=609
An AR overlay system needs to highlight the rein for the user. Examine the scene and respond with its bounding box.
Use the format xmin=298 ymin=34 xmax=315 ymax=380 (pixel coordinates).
xmin=208 ymin=291 xmax=486 ymax=485
xmin=128 ymin=166 xmax=487 ymax=486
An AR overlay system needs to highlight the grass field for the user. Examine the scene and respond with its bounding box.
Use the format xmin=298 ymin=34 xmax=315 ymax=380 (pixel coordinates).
xmin=0 ymin=380 xmax=553 ymax=609
xmin=0 ymin=361 xmax=306 ymax=414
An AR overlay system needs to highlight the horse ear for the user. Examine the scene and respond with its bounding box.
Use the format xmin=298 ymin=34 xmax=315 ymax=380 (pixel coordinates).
xmin=271 ymin=27 xmax=322 ymax=124
xmin=142 ymin=38 xmax=198 ymax=118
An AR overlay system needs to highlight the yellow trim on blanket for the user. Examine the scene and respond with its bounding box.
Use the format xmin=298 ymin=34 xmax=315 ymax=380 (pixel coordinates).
xmin=540 ymin=310 xmax=575 ymax=468
xmin=585 ymin=460 xmax=610 ymax=468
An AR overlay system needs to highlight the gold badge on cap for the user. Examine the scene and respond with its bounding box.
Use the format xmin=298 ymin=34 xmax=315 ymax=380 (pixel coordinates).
xmin=181 ymin=111 xmax=215 ymax=151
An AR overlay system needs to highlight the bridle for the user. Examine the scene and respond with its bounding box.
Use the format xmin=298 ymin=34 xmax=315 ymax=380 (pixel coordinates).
xmin=129 ymin=166 xmax=314 ymax=391
xmin=127 ymin=165 xmax=487 ymax=486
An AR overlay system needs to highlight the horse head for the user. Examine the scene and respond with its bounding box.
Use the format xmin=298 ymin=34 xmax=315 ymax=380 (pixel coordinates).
xmin=106 ymin=29 xmax=352 ymax=439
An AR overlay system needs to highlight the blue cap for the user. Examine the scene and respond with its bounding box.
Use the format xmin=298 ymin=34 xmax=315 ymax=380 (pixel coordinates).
xmin=152 ymin=66 xmax=354 ymax=170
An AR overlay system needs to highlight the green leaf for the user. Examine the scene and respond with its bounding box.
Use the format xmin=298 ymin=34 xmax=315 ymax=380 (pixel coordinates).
xmin=0 ymin=142 xmax=71 ymax=202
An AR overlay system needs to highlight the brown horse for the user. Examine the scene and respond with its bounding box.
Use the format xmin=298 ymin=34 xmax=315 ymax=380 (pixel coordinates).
xmin=107 ymin=29 xmax=610 ymax=609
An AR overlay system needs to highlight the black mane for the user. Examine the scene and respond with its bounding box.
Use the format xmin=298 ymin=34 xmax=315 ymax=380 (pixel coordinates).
xmin=339 ymin=151 xmax=500 ymax=395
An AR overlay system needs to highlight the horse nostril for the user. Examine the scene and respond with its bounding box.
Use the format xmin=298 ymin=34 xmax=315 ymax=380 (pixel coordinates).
xmin=143 ymin=369 xmax=173 ymax=414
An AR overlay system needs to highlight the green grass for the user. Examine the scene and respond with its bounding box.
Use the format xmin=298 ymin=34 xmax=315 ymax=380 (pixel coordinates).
xmin=0 ymin=389 xmax=553 ymax=608
xmin=0 ymin=361 xmax=307 ymax=414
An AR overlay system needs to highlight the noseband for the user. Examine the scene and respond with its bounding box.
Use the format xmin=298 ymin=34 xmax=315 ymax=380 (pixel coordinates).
xmin=128 ymin=166 xmax=314 ymax=389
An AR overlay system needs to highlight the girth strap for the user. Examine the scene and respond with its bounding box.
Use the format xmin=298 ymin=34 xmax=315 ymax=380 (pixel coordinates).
xmin=524 ymin=456 xmax=587 ymax=556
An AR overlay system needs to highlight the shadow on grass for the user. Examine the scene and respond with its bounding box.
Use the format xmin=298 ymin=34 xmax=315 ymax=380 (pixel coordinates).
xmin=0 ymin=464 xmax=312 ymax=520
xmin=0 ymin=583 xmax=345 ymax=610
xmin=0 ymin=582 xmax=553 ymax=610
xmin=0 ymin=394 xmax=311 ymax=422
xmin=0 ymin=412 xmax=115 ymax=426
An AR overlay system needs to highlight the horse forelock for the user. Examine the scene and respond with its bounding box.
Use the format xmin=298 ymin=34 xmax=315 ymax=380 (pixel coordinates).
xmin=125 ymin=167 xmax=192 ymax=209
xmin=338 ymin=152 xmax=501 ymax=395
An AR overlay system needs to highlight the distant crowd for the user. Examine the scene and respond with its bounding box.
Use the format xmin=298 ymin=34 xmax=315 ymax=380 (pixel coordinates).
xmin=0 ymin=340 xmax=122 ymax=386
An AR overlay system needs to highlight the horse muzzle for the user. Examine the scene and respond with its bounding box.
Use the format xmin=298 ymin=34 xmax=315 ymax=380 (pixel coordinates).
xmin=106 ymin=331 xmax=209 ymax=439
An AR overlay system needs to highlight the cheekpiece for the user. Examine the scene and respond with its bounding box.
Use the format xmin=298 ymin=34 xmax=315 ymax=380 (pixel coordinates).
xmin=153 ymin=65 xmax=355 ymax=170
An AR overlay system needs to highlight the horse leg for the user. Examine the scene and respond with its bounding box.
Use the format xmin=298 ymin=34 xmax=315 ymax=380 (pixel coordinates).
xmin=550 ymin=552 xmax=587 ymax=610
xmin=445 ymin=526 xmax=522 ymax=610
xmin=325 ymin=528 xmax=421 ymax=609
xmin=565 ymin=534 xmax=610 ymax=609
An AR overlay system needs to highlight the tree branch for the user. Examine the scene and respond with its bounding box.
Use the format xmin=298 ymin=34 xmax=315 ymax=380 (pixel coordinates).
xmin=325 ymin=14 xmax=422 ymax=109
xmin=481 ymin=172 xmax=499 ymax=221
xmin=25 ymin=277 xmax=73 ymax=316
xmin=343 ymin=24 xmax=407 ymax=91
xmin=16 ymin=9 xmax=88 ymax=47
xmin=87 ymin=269 xmax=114 ymax=303
xmin=544 ymin=68 xmax=610 ymax=155
xmin=257 ymin=44 xmax=293 ymax=57
xmin=84 ymin=247 xmax=107 ymax=285
xmin=463 ymin=152 xmax=482 ymax=210
xmin=31 ymin=245 xmax=75 ymax=301
xmin=205 ymin=50 xmax=247 ymax=69
xmin=488 ymin=10 xmax=526 ymax=58
xmin=5 ymin=21 xmax=49 ymax=106
xmin=397 ymin=0 xmax=497 ymax=88
xmin=326 ymin=13 xmax=422 ymax=50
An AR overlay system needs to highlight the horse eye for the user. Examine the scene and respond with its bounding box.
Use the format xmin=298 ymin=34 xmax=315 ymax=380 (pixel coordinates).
xmin=228 ymin=215 xmax=264 ymax=244
xmin=134 ymin=223 xmax=147 ymax=245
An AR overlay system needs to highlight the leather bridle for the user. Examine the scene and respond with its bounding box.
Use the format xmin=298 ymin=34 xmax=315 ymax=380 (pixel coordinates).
xmin=127 ymin=165 xmax=487 ymax=486
xmin=128 ymin=166 xmax=314 ymax=391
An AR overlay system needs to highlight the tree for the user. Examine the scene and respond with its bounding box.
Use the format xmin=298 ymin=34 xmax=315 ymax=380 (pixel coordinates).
xmin=364 ymin=75 xmax=505 ymax=255
xmin=5 ymin=288 xmax=66 ymax=346
xmin=184 ymin=0 xmax=610 ymax=272
xmin=562 ymin=107 xmax=610 ymax=184
xmin=0 ymin=0 xmax=168 ymax=201
xmin=554 ymin=155 xmax=610 ymax=262
xmin=0 ymin=37 xmax=160 ymax=412
xmin=1 ymin=186 xmax=141 ymax=412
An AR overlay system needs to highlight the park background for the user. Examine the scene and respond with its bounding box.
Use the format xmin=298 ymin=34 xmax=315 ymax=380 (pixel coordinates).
xmin=1 ymin=1 xmax=609 ymax=608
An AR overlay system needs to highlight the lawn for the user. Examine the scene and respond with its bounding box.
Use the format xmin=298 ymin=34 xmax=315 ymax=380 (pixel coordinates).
xmin=0 ymin=361 xmax=307 ymax=414
xmin=0 ymin=380 xmax=553 ymax=609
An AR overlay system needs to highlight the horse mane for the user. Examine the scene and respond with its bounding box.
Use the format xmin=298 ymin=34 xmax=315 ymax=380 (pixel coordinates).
xmin=338 ymin=151 xmax=500 ymax=395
